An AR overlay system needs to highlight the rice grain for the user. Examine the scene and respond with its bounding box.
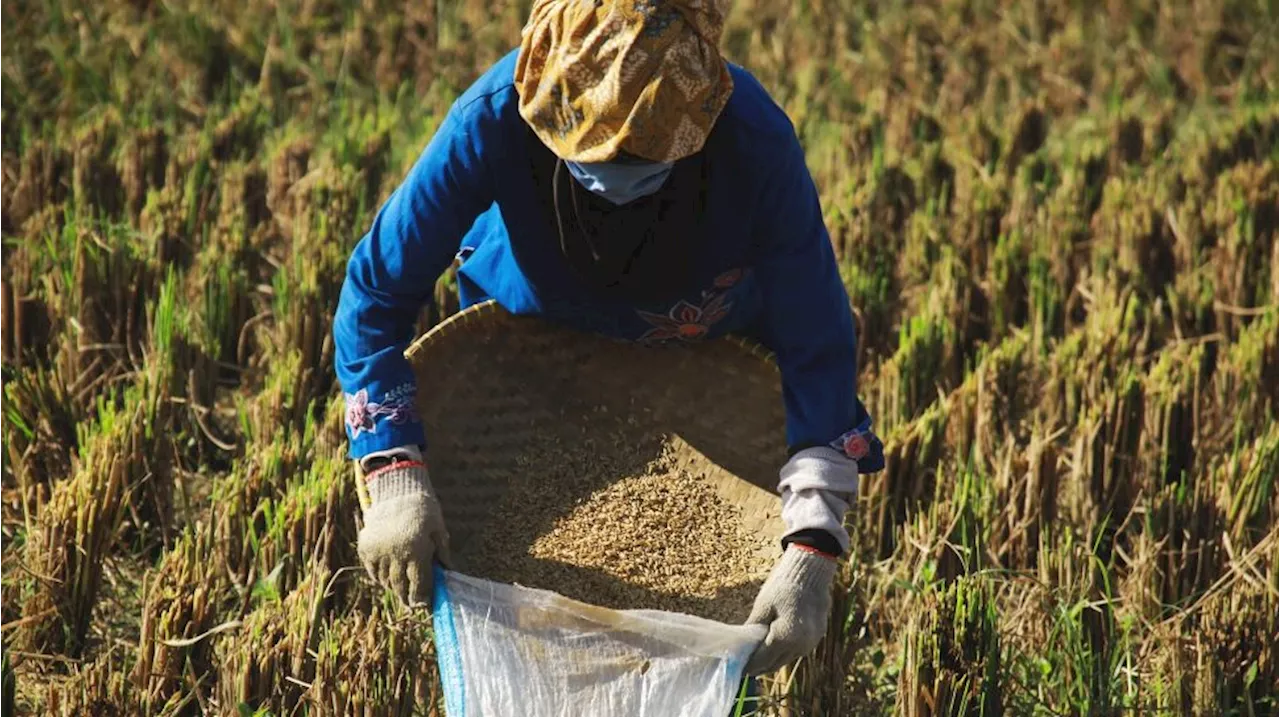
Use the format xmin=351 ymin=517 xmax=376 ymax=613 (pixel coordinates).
xmin=467 ymin=433 xmax=773 ymax=624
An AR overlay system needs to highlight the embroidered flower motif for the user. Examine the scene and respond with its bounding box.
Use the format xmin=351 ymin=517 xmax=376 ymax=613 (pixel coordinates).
xmin=345 ymin=390 xmax=377 ymax=436
xmin=637 ymin=293 xmax=732 ymax=343
xmin=634 ymin=268 xmax=745 ymax=344
xmin=381 ymin=402 xmax=415 ymax=425
xmin=844 ymin=433 xmax=870 ymax=459
xmin=830 ymin=428 xmax=872 ymax=460
xmin=344 ymin=384 xmax=420 ymax=437
xmin=713 ymin=268 xmax=744 ymax=289
xmin=380 ymin=383 xmax=419 ymax=424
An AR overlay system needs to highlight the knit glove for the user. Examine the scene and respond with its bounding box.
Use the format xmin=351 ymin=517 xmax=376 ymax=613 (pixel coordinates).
xmin=743 ymin=544 xmax=838 ymax=675
xmin=357 ymin=451 xmax=451 ymax=608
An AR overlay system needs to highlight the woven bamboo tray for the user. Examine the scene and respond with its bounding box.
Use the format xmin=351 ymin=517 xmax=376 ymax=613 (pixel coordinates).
xmin=401 ymin=300 xmax=789 ymax=606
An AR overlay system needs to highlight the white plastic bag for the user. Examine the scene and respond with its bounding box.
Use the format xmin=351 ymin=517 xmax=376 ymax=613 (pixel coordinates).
xmin=431 ymin=566 xmax=765 ymax=717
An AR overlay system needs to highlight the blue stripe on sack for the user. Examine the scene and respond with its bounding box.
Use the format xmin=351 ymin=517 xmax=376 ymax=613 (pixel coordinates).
xmin=725 ymin=655 xmax=756 ymax=716
xmin=432 ymin=564 xmax=466 ymax=716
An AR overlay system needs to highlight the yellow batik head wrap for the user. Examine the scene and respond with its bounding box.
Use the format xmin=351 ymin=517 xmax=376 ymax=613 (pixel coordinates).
xmin=514 ymin=0 xmax=734 ymax=164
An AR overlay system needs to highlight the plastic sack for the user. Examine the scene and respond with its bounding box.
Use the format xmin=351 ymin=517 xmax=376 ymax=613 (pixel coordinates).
xmin=431 ymin=566 xmax=765 ymax=716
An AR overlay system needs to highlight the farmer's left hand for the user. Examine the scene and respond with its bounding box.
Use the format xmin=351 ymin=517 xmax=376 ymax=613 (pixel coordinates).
xmin=743 ymin=543 xmax=837 ymax=675
xmin=744 ymin=445 xmax=855 ymax=674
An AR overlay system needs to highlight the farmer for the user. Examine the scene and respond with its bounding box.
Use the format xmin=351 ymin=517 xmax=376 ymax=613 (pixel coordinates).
xmin=333 ymin=0 xmax=884 ymax=677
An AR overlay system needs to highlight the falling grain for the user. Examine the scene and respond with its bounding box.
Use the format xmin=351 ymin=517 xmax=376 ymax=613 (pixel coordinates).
xmin=470 ymin=436 xmax=773 ymax=625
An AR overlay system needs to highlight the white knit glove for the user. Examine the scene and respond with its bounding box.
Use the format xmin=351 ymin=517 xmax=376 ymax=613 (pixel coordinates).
xmin=741 ymin=445 xmax=854 ymax=674
xmin=357 ymin=448 xmax=451 ymax=608
xmin=743 ymin=544 xmax=838 ymax=675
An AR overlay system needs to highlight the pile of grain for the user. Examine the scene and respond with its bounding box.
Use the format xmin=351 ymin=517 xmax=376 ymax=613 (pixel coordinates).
xmin=467 ymin=431 xmax=773 ymax=624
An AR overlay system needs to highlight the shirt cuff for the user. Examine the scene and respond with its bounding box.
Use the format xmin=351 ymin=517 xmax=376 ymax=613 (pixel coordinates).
xmin=777 ymin=446 xmax=859 ymax=556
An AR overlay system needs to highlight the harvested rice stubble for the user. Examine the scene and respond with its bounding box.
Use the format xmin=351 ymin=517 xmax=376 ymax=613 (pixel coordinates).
xmin=467 ymin=425 xmax=772 ymax=624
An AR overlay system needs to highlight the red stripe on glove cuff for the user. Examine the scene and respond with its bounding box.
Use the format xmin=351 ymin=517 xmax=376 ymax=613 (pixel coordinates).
xmin=362 ymin=460 xmax=426 ymax=484
xmin=791 ymin=543 xmax=839 ymax=561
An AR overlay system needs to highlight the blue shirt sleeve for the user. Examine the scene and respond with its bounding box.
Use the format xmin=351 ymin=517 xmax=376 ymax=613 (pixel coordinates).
xmin=333 ymin=98 xmax=497 ymax=459
xmin=749 ymin=134 xmax=885 ymax=473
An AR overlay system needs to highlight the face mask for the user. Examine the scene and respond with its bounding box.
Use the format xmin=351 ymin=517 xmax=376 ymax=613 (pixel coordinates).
xmin=564 ymin=158 xmax=675 ymax=206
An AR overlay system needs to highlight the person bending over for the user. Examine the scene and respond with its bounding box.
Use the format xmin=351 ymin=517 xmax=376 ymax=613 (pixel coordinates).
xmin=333 ymin=0 xmax=884 ymax=677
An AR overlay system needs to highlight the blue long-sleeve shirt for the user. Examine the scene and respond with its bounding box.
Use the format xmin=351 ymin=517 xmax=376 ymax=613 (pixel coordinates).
xmin=334 ymin=49 xmax=885 ymax=474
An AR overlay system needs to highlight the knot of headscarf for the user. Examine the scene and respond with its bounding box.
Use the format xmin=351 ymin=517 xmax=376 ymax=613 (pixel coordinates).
xmin=515 ymin=0 xmax=734 ymax=163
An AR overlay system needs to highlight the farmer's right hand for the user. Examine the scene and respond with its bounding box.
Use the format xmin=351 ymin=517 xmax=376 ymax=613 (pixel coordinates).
xmin=357 ymin=447 xmax=451 ymax=608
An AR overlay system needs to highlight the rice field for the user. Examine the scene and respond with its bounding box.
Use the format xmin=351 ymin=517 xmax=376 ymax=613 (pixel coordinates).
xmin=1 ymin=0 xmax=1277 ymax=714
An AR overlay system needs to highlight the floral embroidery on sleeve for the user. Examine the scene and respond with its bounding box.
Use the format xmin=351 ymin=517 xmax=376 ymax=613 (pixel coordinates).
xmin=830 ymin=425 xmax=875 ymax=461
xmin=344 ymin=383 xmax=420 ymax=437
xmin=712 ymin=268 xmax=743 ymax=289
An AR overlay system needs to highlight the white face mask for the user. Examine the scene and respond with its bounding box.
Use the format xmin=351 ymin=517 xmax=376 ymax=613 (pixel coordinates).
xmin=564 ymin=158 xmax=675 ymax=205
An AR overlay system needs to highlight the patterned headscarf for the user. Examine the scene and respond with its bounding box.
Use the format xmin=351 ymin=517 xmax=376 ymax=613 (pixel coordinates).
xmin=515 ymin=0 xmax=734 ymax=163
